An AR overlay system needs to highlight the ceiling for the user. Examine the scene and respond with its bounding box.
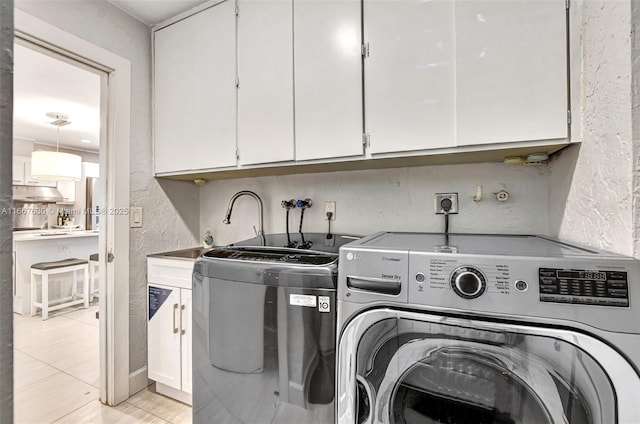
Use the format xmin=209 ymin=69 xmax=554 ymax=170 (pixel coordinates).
xmin=107 ymin=0 xmax=210 ymax=26
xmin=13 ymin=43 xmax=101 ymax=152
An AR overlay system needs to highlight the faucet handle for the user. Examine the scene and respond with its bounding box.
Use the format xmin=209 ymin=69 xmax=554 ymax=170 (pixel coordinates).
xmin=281 ymin=199 xmax=296 ymax=210
xmin=296 ymin=198 xmax=312 ymax=209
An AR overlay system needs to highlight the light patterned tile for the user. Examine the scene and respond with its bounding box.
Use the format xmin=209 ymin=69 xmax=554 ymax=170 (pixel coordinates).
xmin=26 ymin=335 xmax=99 ymax=371
xmin=169 ymin=406 xmax=193 ymax=424
xmin=61 ymin=304 xmax=100 ymax=327
xmin=13 ymin=350 xmax=58 ymax=391
xmin=54 ymin=399 xmax=169 ymax=424
xmin=65 ymin=355 xmax=100 ymax=388
xmin=127 ymin=388 xmax=191 ymax=422
xmin=15 ymin=371 xmax=99 ymax=424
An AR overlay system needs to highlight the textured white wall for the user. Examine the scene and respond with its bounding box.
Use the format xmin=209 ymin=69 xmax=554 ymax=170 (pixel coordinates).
xmin=15 ymin=1 xmax=200 ymax=374
xmin=200 ymin=163 xmax=550 ymax=246
xmin=549 ymin=0 xmax=635 ymax=256
xmin=632 ymin=1 xmax=640 ymax=258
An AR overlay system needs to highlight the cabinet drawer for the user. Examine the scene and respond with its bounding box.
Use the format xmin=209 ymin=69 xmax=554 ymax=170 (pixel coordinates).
xmin=147 ymin=257 xmax=194 ymax=289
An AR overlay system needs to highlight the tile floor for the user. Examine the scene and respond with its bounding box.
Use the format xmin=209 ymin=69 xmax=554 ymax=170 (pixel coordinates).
xmin=14 ymin=304 xmax=193 ymax=424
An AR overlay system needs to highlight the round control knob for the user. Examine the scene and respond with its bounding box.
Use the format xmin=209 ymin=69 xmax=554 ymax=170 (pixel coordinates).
xmin=451 ymin=266 xmax=486 ymax=299
xmin=415 ymin=272 xmax=426 ymax=284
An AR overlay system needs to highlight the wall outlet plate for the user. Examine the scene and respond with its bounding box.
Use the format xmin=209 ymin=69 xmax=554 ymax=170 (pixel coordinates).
xmin=434 ymin=193 xmax=459 ymax=214
xmin=325 ymin=201 xmax=336 ymax=220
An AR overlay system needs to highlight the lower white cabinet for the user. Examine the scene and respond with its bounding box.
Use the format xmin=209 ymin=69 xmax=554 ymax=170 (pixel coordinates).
xmin=147 ymin=257 xmax=193 ymax=404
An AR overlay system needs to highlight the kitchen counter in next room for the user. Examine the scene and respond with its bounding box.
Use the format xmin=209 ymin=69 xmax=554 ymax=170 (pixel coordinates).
xmin=13 ymin=230 xmax=99 ymax=315
xmin=13 ymin=230 xmax=99 ymax=242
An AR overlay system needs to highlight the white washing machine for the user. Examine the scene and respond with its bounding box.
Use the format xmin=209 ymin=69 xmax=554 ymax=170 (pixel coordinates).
xmin=337 ymin=232 xmax=640 ymax=424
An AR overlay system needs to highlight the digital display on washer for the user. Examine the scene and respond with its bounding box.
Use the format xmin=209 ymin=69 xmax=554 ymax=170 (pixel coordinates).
xmin=539 ymin=268 xmax=629 ymax=307
xmin=556 ymin=270 xmax=607 ymax=281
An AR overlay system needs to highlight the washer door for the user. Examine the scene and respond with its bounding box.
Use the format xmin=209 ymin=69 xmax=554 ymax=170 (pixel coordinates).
xmin=338 ymin=309 xmax=640 ymax=424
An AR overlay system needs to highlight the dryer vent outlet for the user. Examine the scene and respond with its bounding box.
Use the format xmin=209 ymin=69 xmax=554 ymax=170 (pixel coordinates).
xmin=435 ymin=193 xmax=459 ymax=214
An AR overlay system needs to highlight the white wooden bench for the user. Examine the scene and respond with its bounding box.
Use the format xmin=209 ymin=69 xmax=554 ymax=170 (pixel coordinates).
xmin=30 ymin=258 xmax=89 ymax=320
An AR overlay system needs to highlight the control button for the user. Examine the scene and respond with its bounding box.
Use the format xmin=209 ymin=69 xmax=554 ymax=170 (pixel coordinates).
xmin=514 ymin=280 xmax=528 ymax=292
xmin=415 ymin=272 xmax=426 ymax=284
xmin=450 ymin=266 xmax=486 ymax=299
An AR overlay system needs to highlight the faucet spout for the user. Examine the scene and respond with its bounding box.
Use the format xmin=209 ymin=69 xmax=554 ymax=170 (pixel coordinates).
xmin=222 ymin=190 xmax=265 ymax=246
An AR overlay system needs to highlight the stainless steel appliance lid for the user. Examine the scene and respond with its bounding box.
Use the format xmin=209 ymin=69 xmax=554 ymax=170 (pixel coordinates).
xmin=203 ymin=246 xmax=337 ymax=265
xmin=351 ymin=232 xmax=626 ymax=259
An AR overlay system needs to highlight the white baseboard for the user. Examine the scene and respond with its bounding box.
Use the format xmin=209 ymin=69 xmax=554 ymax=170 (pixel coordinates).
xmin=129 ymin=366 xmax=150 ymax=396
xmin=156 ymin=382 xmax=192 ymax=405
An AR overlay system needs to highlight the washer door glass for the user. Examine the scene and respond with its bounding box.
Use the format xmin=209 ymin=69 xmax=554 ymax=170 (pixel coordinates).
xmin=354 ymin=318 xmax=615 ymax=424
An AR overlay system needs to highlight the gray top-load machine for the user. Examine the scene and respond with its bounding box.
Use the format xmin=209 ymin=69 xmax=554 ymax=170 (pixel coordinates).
xmin=192 ymin=233 xmax=357 ymax=424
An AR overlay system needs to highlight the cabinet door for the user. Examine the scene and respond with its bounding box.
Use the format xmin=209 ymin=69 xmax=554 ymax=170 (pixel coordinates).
xmin=154 ymin=1 xmax=237 ymax=174
xmin=237 ymin=0 xmax=294 ymax=165
xmin=180 ymin=288 xmax=192 ymax=394
xmin=57 ymin=181 xmax=76 ymax=204
xmin=364 ymin=0 xmax=456 ymax=154
xmin=148 ymin=284 xmax=182 ymax=390
xmin=12 ymin=157 xmax=25 ymax=185
xmin=294 ymin=0 xmax=363 ymax=161
xmin=455 ymin=0 xmax=567 ymax=146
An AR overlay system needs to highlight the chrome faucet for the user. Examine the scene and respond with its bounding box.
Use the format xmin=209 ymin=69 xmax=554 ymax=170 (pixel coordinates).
xmin=223 ymin=190 xmax=266 ymax=246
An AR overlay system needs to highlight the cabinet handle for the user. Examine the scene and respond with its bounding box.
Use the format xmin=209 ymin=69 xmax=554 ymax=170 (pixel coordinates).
xmin=172 ymin=303 xmax=179 ymax=334
xmin=180 ymin=304 xmax=186 ymax=336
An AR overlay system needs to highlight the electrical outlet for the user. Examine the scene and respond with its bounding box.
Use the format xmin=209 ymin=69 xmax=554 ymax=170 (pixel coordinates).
xmin=325 ymin=201 xmax=336 ymax=220
xmin=434 ymin=193 xmax=459 ymax=214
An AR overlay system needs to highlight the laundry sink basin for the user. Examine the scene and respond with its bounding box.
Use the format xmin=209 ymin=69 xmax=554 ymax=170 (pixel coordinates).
xmin=227 ymin=232 xmax=360 ymax=253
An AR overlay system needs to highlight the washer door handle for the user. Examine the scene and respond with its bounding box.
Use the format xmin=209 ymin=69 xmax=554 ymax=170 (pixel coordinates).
xmin=347 ymin=276 xmax=401 ymax=296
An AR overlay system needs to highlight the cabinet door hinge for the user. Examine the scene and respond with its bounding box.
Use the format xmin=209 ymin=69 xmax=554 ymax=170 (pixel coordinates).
xmin=565 ymin=0 xmax=570 ymax=10
xmin=362 ymin=133 xmax=371 ymax=148
xmin=567 ymin=109 xmax=572 ymax=125
xmin=235 ymin=5 xmax=239 ymax=15
xmin=361 ymin=43 xmax=370 ymax=58
xmin=235 ymin=148 xmax=240 ymax=160
xmin=235 ymin=78 xmax=239 ymax=88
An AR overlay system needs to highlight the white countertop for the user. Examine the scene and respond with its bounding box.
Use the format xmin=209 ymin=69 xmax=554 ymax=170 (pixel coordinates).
xmin=13 ymin=229 xmax=99 ymax=242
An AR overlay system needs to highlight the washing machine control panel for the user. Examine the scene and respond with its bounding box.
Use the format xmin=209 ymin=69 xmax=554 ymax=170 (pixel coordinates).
xmin=539 ymin=268 xmax=629 ymax=307
xmin=450 ymin=266 xmax=486 ymax=299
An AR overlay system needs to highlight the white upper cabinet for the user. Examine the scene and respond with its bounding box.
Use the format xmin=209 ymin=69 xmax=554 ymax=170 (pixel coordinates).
xmin=364 ymin=0 xmax=456 ymax=155
xmin=13 ymin=156 xmax=56 ymax=187
xmin=294 ymin=0 xmax=363 ymax=161
xmin=455 ymin=0 xmax=567 ymax=146
xmin=237 ymin=0 xmax=295 ymax=166
xmin=364 ymin=0 xmax=568 ymax=154
xmin=12 ymin=157 xmax=25 ymax=185
xmin=154 ymin=1 xmax=237 ymax=174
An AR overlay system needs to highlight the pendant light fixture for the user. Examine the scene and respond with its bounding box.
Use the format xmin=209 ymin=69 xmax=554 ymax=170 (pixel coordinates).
xmin=31 ymin=112 xmax=82 ymax=181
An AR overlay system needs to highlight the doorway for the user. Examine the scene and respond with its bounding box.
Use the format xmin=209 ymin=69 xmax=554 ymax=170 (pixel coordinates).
xmin=14 ymin=8 xmax=132 ymax=409
xmin=12 ymin=37 xmax=105 ymax=422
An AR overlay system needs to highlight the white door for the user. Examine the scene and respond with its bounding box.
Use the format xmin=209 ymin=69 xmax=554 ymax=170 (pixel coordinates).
xmin=294 ymin=0 xmax=363 ymax=161
xmin=180 ymin=288 xmax=192 ymax=394
xmin=154 ymin=1 xmax=237 ymax=173
xmin=364 ymin=0 xmax=456 ymax=154
xmin=237 ymin=0 xmax=294 ymax=165
xmin=147 ymin=284 xmax=182 ymax=390
xmin=455 ymin=0 xmax=567 ymax=146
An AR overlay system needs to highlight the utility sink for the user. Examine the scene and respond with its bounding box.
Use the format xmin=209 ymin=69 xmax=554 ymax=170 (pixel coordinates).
xmin=227 ymin=232 xmax=360 ymax=254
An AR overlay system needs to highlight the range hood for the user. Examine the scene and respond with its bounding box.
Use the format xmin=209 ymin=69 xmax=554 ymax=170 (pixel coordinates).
xmin=13 ymin=185 xmax=64 ymax=203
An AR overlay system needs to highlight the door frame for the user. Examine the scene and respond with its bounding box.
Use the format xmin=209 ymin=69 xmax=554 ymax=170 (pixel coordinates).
xmin=14 ymin=9 xmax=131 ymax=405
